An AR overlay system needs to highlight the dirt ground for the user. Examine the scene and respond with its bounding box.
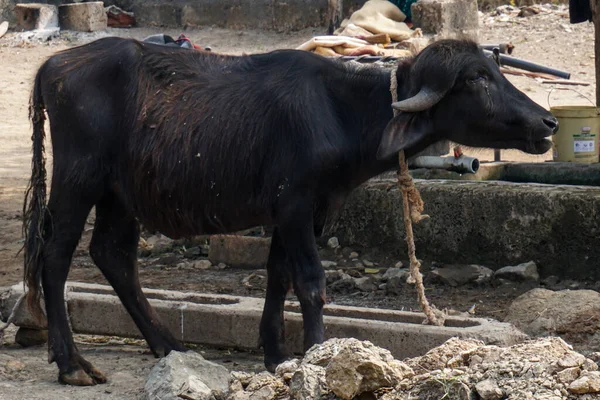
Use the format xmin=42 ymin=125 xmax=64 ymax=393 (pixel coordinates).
xmin=0 ymin=5 xmax=598 ymax=398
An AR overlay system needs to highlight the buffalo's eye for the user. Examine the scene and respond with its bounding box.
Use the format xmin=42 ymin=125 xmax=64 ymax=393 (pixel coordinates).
xmin=468 ymin=75 xmax=487 ymax=85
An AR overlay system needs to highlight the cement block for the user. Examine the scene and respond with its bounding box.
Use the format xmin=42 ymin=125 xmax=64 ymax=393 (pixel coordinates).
xmin=59 ymin=1 xmax=107 ymax=32
xmin=208 ymin=235 xmax=271 ymax=269
xmin=412 ymin=0 xmax=479 ymax=40
xmin=14 ymin=3 xmax=58 ymax=31
xmin=328 ymin=180 xmax=600 ymax=280
xmin=0 ymin=282 xmax=526 ymax=359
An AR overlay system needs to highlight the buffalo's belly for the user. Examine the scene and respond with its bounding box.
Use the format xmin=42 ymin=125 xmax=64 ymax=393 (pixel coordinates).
xmin=116 ymin=177 xmax=273 ymax=238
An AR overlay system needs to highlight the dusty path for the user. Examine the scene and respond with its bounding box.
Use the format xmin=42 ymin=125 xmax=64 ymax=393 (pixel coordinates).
xmin=0 ymin=7 xmax=597 ymax=398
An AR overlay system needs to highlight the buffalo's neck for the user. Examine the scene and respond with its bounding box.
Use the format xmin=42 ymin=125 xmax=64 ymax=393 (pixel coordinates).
xmin=321 ymin=61 xmax=411 ymax=190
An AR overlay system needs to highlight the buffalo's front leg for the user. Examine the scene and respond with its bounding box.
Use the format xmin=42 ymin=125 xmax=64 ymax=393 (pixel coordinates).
xmin=259 ymin=228 xmax=292 ymax=372
xmin=278 ymin=203 xmax=326 ymax=355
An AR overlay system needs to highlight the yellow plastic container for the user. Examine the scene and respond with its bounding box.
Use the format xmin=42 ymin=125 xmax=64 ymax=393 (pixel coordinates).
xmin=551 ymin=106 xmax=600 ymax=163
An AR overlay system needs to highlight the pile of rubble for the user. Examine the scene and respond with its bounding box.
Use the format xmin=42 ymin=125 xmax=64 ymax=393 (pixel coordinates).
xmin=229 ymin=337 xmax=600 ymax=400
xmin=147 ymin=337 xmax=600 ymax=400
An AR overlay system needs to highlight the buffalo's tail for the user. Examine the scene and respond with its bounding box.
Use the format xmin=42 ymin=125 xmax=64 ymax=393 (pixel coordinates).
xmin=22 ymin=65 xmax=49 ymax=324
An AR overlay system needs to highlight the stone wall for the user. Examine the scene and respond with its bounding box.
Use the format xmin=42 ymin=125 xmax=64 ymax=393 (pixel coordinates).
xmin=2 ymin=0 xmax=569 ymax=30
xmin=327 ymin=180 xmax=600 ymax=280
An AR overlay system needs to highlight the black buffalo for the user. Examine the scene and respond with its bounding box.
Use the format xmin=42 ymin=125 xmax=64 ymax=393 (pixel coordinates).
xmin=23 ymin=37 xmax=557 ymax=385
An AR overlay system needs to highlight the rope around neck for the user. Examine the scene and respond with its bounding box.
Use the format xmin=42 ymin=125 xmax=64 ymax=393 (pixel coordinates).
xmin=390 ymin=67 xmax=444 ymax=326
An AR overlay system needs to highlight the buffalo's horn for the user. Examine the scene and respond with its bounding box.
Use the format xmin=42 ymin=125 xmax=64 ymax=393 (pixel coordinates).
xmin=391 ymin=87 xmax=444 ymax=112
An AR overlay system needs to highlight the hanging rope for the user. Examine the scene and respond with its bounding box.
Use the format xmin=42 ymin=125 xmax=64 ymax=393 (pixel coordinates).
xmin=390 ymin=67 xmax=445 ymax=326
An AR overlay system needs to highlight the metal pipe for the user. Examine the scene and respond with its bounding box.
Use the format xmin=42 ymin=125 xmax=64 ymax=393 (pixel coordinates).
xmin=482 ymin=50 xmax=571 ymax=79
xmin=409 ymin=155 xmax=480 ymax=174
xmin=480 ymin=43 xmax=515 ymax=55
xmin=337 ymin=50 xmax=570 ymax=80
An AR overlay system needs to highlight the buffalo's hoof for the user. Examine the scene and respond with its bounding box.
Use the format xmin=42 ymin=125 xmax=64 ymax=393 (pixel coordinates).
xmin=264 ymin=354 xmax=290 ymax=373
xmin=59 ymin=359 xmax=107 ymax=386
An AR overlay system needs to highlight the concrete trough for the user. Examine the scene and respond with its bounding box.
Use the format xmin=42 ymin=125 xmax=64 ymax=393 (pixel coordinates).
xmin=1 ymin=281 xmax=526 ymax=360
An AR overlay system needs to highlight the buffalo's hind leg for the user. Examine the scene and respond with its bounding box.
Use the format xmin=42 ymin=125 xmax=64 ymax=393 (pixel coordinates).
xmin=89 ymin=192 xmax=187 ymax=358
xmin=41 ymin=189 xmax=106 ymax=386
xmin=259 ymin=228 xmax=292 ymax=372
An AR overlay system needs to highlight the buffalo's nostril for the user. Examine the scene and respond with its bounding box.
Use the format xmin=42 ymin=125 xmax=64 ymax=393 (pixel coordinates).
xmin=543 ymin=117 xmax=559 ymax=133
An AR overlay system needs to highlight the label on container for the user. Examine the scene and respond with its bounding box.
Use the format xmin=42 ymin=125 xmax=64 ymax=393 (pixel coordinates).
xmin=573 ymin=132 xmax=596 ymax=156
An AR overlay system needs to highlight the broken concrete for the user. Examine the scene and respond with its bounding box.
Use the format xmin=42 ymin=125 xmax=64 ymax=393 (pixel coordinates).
xmin=328 ymin=180 xmax=600 ymax=279
xmin=0 ymin=281 xmax=527 ymax=360
xmin=59 ymin=1 xmax=107 ymax=32
xmin=14 ymin=3 xmax=58 ymax=31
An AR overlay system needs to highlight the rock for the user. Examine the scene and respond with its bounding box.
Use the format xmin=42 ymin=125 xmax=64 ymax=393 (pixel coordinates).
xmin=354 ymin=277 xmax=377 ymax=292
xmin=385 ymin=275 xmax=409 ymax=295
xmin=382 ymin=268 xmax=409 ymax=281
xmin=227 ymin=391 xmax=250 ymax=400
xmin=184 ymin=246 xmax=202 ymax=258
xmin=541 ymin=275 xmax=560 ymax=287
xmin=475 ymin=379 xmax=503 ymax=399
xmin=584 ymin=358 xmax=599 ymax=372
xmin=325 ymin=270 xmax=345 ymax=285
xmin=145 ymin=234 xmax=175 ymax=255
xmin=349 ymin=252 xmax=359 ymax=259
xmin=209 ymin=235 xmax=271 ymax=269
xmin=321 ymin=260 xmax=337 ymax=268
xmin=303 ymin=338 xmax=348 ymax=367
xmin=248 ymin=386 xmax=275 ymax=400
xmin=59 ymin=2 xmax=107 ymax=32
xmin=428 ymin=264 xmax=493 ymax=286
xmin=504 ymin=288 xmax=600 ymax=337
xmin=324 ymin=339 xmax=412 ymax=399
xmin=394 ymin=261 xmax=404 ymax=268
xmin=556 ymin=366 xmax=580 ymax=384
xmin=5 ymin=360 xmax=25 ymax=372
xmin=518 ymin=6 xmax=540 ymax=17
xmin=15 ymin=327 xmax=47 ymax=347
xmin=327 ymin=237 xmax=340 ymax=249
xmin=494 ymin=261 xmax=539 ymax=282
xmin=275 ymin=359 xmax=299 ymax=377
xmin=193 ymin=260 xmax=212 ymax=270
xmin=362 ymin=260 xmax=374 ymax=267
xmin=246 ymin=372 xmax=287 ymax=399
xmin=406 ymin=337 xmax=484 ymax=374
xmin=289 ymin=364 xmax=328 ymax=400
xmin=241 ymin=272 xmax=266 ymax=288
xmin=568 ymin=371 xmax=600 ymax=394
xmin=558 ymin=352 xmax=586 ymax=369
xmin=329 ymin=275 xmax=356 ymax=293
xmin=231 ymin=371 xmax=255 ymax=388
xmin=144 ymin=351 xmax=229 ymax=400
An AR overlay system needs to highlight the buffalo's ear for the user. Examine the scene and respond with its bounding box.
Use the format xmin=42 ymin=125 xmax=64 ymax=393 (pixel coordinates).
xmin=376 ymin=112 xmax=434 ymax=160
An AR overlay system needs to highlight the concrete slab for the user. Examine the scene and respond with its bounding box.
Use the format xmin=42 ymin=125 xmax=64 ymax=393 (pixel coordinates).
xmin=0 ymin=282 xmax=527 ymax=359
xmin=58 ymin=1 xmax=107 ymax=32
xmin=407 ymin=161 xmax=600 ymax=186
xmin=14 ymin=3 xmax=58 ymax=31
